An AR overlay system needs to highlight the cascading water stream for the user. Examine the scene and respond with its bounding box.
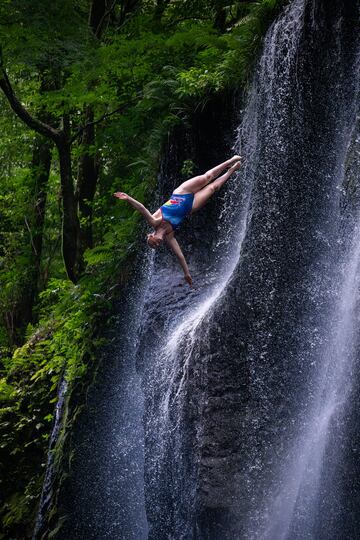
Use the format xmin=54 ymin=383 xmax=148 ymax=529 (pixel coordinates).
xmin=33 ymin=377 xmax=68 ymax=540
xmin=254 ymin=122 xmax=360 ymax=540
xmin=240 ymin=3 xmax=360 ymax=538
xmin=138 ymin=126 xmax=254 ymax=539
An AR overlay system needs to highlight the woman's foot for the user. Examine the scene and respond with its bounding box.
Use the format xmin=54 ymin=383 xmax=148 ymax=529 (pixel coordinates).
xmin=229 ymin=161 xmax=241 ymax=172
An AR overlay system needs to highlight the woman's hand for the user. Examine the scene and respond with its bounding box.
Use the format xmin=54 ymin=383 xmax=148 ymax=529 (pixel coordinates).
xmin=113 ymin=192 xmax=128 ymax=200
xmin=231 ymin=154 xmax=241 ymax=162
xmin=184 ymin=273 xmax=193 ymax=287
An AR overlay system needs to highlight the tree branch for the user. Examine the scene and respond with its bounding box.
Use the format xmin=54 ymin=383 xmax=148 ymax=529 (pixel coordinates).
xmin=24 ymin=216 xmax=38 ymax=256
xmin=70 ymin=96 xmax=140 ymax=143
xmin=0 ymin=52 xmax=61 ymax=143
xmin=117 ymin=0 xmax=142 ymax=29
xmin=94 ymin=0 xmax=117 ymax=38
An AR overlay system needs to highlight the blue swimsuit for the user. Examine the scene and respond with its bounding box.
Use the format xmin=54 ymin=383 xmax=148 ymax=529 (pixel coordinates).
xmin=160 ymin=193 xmax=194 ymax=230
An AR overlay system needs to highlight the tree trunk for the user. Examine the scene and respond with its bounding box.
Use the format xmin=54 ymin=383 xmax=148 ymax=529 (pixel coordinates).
xmin=0 ymin=67 xmax=82 ymax=283
xmin=24 ymin=134 xmax=52 ymax=309
xmin=89 ymin=0 xmax=107 ymax=35
xmin=4 ymin=134 xmax=52 ymax=345
xmin=75 ymin=0 xmax=142 ymax=256
xmin=76 ymin=108 xmax=98 ymax=252
xmin=75 ymin=0 xmax=108 ymax=253
xmin=57 ymin=133 xmax=82 ymax=283
xmin=153 ymin=0 xmax=170 ymax=23
xmin=214 ymin=0 xmax=227 ymax=32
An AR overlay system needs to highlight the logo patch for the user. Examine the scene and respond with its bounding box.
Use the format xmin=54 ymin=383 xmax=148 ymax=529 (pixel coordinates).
xmin=164 ymin=198 xmax=180 ymax=206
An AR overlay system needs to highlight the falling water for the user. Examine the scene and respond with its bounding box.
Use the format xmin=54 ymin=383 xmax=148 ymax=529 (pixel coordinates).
xmin=139 ymin=0 xmax=360 ymax=538
xmin=264 ymin=210 xmax=360 ymax=539
xmin=253 ymin=123 xmax=360 ymax=540
xmin=41 ymin=1 xmax=360 ymax=538
xmin=138 ymin=125 xmax=253 ymax=539
xmin=240 ymin=2 xmax=360 ymax=538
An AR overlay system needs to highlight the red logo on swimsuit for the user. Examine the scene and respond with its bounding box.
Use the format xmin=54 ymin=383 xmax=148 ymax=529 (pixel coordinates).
xmin=164 ymin=198 xmax=179 ymax=206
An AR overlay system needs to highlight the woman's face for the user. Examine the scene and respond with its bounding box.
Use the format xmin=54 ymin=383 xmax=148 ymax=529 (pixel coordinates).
xmin=147 ymin=233 xmax=162 ymax=249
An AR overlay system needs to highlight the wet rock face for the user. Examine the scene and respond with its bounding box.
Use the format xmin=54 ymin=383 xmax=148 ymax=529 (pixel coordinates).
xmin=137 ymin=94 xmax=245 ymax=540
xmin=37 ymin=88 xmax=240 ymax=540
xmin=137 ymin=92 xmax=241 ymax=373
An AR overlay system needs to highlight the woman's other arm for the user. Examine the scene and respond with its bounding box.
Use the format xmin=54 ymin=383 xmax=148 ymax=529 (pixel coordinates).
xmin=165 ymin=235 xmax=192 ymax=286
xmin=114 ymin=192 xmax=158 ymax=227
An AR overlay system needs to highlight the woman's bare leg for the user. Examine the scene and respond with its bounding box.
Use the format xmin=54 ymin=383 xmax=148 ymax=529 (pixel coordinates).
xmin=191 ymin=161 xmax=241 ymax=213
xmin=173 ymin=155 xmax=241 ymax=195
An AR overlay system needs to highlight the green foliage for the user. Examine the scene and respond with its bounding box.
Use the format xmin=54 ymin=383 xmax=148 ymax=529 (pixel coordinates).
xmin=0 ymin=258 xmax=129 ymax=536
xmin=174 ymin=0 xmax=287 ymax=99
xmin=0 ymin=326 xmax=57 ymax=537
xmin=0 ymin=188 xmax=142 ymax=535
xmin=181 ymin=159 xmax=196 ymax=178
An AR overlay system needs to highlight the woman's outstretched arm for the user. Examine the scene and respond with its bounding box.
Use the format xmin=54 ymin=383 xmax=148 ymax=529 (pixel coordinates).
xmin=165 ymin=235 xmax=192 ymax=286
xmin=114 ymin=192 xmax=157 ymax=227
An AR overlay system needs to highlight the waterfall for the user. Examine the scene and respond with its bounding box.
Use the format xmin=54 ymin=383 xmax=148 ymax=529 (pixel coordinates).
xmin=239 ymin=2 xmax=360 ymax=538
xmin=44 ymin=258 xmax=152 ymax=539
xmin=261 ymin=193 xmax=360 ymax=540
xmin=43 ymin=1 xmax=360 ymax=538
xmin=139 ymin=0 xmax=360 ymax=538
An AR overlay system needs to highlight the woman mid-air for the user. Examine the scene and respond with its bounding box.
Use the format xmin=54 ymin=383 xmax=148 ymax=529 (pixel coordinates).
xmin=114 ymin=155 xmax=242 ymax=286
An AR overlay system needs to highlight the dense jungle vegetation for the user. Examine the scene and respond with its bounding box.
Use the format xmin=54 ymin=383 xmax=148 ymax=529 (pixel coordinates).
xmin=0 ymin=0 xmax=286 ymax=537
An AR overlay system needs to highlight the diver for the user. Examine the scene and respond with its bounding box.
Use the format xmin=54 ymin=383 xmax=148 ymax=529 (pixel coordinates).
xmin=114 ymin=155 xmax=242 ymax=286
